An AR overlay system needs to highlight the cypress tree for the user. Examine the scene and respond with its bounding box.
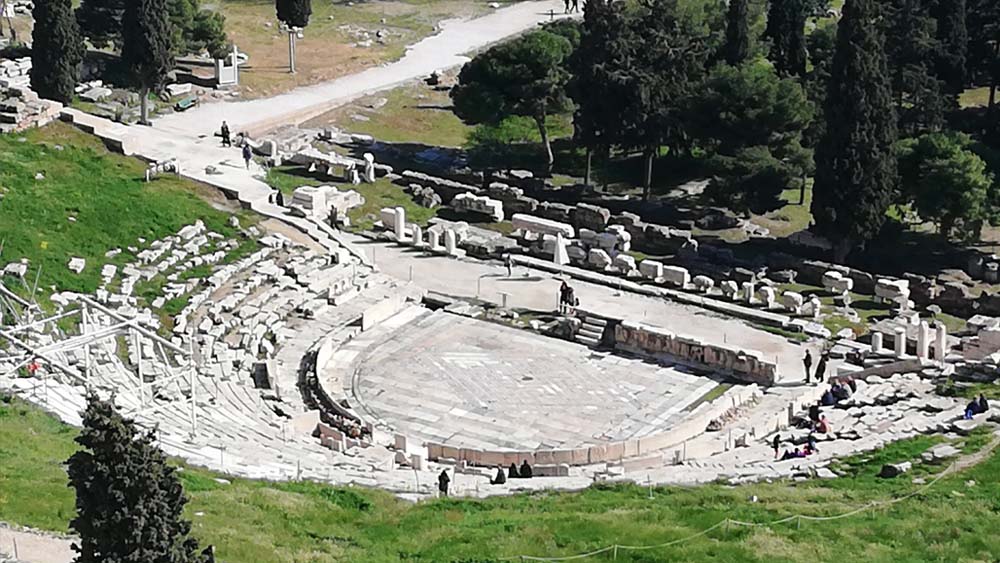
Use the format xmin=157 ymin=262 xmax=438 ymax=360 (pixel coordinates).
xmin=121 ymin=0 xmax=174 ymax=125
xmin=931 ymin=0 xmax=968 ymax=98
xmin=765 ymin=0 xmax=807 ymax=76
xmin=75 ymin=0 xmax=125 ymax=49
xmin=67 ymin=396 xmax=208 ymax=563
xmin=966 ymin=0 xmax=999 ymax=112
xmin=884 ymin=0 xmax=944 ymax=134
xmin=724 ymin=0 xmax=751 ymax=66
xmin=276 ymin=0 xmax=311 ymax=28
xmin=811 ymin=0 xmax=897 ymax=260
xmin=31 ymin=0 xmax=84 ymax=104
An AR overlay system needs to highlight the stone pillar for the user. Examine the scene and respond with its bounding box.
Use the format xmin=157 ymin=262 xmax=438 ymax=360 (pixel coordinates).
xmin=916 ymin=321 xmax=930 ymax=359
xmin=894 ymin=327 xmax=907 ymax=358
xmin=428 ymin=229 xmax=440 ymax=249
xmin=444 ymin=229 xmax=457 ymax=255
xmin=553 ymin=232 xmax=569 ymax=266
xmin=871 ymin=332 xmax=883 ymax=354
xmin=935 ymin=323 xmax=947 ymax=361
xmin=411 ymin=225 xmax=423 ymax=247
xmin=393 ymin=207 xmax=406 ymax=241
xmin=742 ymin=281 xmax=755 ymax=304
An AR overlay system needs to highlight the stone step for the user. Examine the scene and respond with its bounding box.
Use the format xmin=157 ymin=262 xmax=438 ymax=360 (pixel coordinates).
xmin=575 ymin=334 xmax=601 ymax=347
xmin=578 ymin=326 xmax=604 ymax=339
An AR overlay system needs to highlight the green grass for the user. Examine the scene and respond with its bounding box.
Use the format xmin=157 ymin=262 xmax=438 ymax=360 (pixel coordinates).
xmin=0 ymin=123 xmax=249 ymax=304
xmin=5 ymin=395 xmax=1000 ymax=562
xmin=308 ymin=82 xmax=472 ymax=147
xmin=778 ymin=282 xmax=894 ymax=337
xmin=959 ymin=86 xmax=993 ymax=108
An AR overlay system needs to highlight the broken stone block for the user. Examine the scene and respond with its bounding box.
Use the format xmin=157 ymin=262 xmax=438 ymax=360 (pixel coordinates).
xmin=879 ymin=461 xmax=911 ymax=478
xmin=67 ymin=257 xmax=86 ymax=274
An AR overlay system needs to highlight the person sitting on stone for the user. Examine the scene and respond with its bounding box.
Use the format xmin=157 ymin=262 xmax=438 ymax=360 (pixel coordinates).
xmin=508 ymin=462 xmax=520 ymax=479
xmin=794 ymin=447 xmax=806 ymax=458
xmin=490 ymin=466 xmax=506 ymax=485
xmin=845 ymin=376 xmax=858 ymax=394
xmin=965 ymin=398 xmax=985 ymax=419
xmin=832 ymin=383 xmax=850 ymax=402
xmin=809 ymin=402 xmax=821 ymax=423
xmin=807 ymin=434 xmax=819 ymax=454
xmin=519 ymin=460 xmax=533 ymax=479
xmin=821 ymin=388 xmax=836 ymax=407
xmin=978 ymin=394 xmax=990 ymax=412
xmin=781 ymin=449 xmax=794 ymax=461
xmin=815 ymin=415 xmax=831 ymax=434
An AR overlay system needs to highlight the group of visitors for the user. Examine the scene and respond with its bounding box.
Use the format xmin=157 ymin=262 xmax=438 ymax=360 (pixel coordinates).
xmin=772 ymin=433 xmax=820 ymax=460
xmin=802 ymin=350 xmax=830 ymax=384
xmin=219 ymin=120 xmax=254 ymax=170
xmin=490 ymin=460 xmax=534 ymax=485
xmin=326 ymin=413 xmax=370 ymax=440
xmin=820 ymin=377 xmax=857 ymax=406
xmin=964 ymin=394 xmax=991 ymax=419
xmin=559 ymin=281 xmax=578 ymax=314
xmin=806 ymin=402 xmax=833 ymax=434
xmin=562 ymin=0 xmax=580 ymax=13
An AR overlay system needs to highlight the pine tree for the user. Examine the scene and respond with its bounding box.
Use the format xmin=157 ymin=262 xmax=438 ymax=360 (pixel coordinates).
xmin=67 ymin=396 xmax=208 ymax=563
xmin=121 ymin=0 xmax=174 ymax=125
xmin=31 ymin=0 xmax=84 ymax=104
xmin=724 ymin=0 xmax=751 ymax=66
xmin=75 ymin=0 xmax=125 ymax=49
xmin=932 ymin=0 xmax=968 ymax=98
xmin=811 ymin=0 xmax=898 ymax=260
xmin=765 ymin=0 xmax=807 ymax=76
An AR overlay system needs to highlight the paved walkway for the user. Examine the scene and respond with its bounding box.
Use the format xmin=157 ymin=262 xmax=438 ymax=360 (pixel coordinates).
xmin=0 ymin=526 xmax=73 ymax=563
xmin=155 ymin=1 xmax=568 ymax=137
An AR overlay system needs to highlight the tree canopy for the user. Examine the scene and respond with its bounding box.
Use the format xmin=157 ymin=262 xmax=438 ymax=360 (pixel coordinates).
xmin=764 ymin=0 xmax=808 ymax=76
xmin=122 ymin=0 xmax=174 ymax=124
xmin=451 ymin=29 xmax=574 ymax=171
xmin=723 ymin=0 xmax=751 ymax=66
xmin=76 ymin=0 xmax=124 ymax=49
xmin=31 ymin=0 xmax=84 ymax=104
xmin=67 ymin=396 xmax=210 ymax=563
xmin=276 ymin=0 xmax=311 ymax=28
xmin=898 ymin=131 xmax=994 ymax=239
xmin=811 ymin=0 xmax=898 ymax=258
xmin=692 ymin=60 xmax=813 ymax=213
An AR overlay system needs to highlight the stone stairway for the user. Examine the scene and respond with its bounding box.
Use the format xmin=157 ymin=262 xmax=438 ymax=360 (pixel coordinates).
xmin=576 ymin=315 xmax=607 ymax=347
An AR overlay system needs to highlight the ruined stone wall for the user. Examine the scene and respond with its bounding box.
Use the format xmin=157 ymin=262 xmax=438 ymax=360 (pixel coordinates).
xmin=613 ymin=321 xmax=777 ymax=386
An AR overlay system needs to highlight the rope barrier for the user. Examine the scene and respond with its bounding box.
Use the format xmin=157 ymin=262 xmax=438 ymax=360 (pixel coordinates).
xmin=502 ymin=458 xmax=963 ymax=561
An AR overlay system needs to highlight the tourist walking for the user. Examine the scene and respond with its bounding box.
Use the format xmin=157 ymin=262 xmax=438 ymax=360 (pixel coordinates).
xmin=438 ymin=469 xmax=450 ymax=497
xmin=772 ymin=433 xmax=780 ymax=458
xmin=571 ymin=0 xmax=579 ymax=13
xmin=558 ymin=281 xmax=570 ymax=313
xmin=563 ymin=0 xmax=570 ymax=13
xmin=504 ymin=253 xmax=513 ymax=277
xmin=803 ymin=350 xmax=813 ymax=383
xmin=242 ymin=143 xmax=252 ymax=170
xmin=220 ymin=121 xmax=231 ymax=147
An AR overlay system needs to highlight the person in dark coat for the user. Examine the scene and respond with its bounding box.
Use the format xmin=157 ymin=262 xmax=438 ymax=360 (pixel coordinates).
xmin=490 ymin=466 xmax=506 ymax=485
xmin=438 ymin=469 xmax=450 ymax=497
xmin=508 ymin=462 xmax=520 ymax=479
xmin=242 ymin=143 xmax=252 ymax=169
xmin=803 ymin=350 xmax=813 ymax=383
xmin=519 ymin=460 xmax=533 ymax=478
xmin=220 ymin=121 xmax=231 ymax=147
xmin=979 ymin=394 xmax=990 ymax=412
xmin=809 ymin=402 xmax=821 ymax=423
xmin=814 ymin=352 xmax=828 ymax=385
xmin=772 ymin=434 xmax=781 ymax=458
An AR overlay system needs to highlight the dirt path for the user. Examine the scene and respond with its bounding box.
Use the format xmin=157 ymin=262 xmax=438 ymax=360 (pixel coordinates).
xmin=0 ymin=525 xmax=74 ymax=563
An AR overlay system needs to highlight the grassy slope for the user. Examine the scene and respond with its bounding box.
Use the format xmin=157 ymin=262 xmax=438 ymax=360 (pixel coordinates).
xmin=0 ymin=123 xmax=249 ymax=301
xmin=3 ymin=396 xmax=1000 ymax=563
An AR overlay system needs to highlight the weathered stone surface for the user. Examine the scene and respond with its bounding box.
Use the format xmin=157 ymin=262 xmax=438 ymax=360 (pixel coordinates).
xmin=879 ymin=461 xmax=911 ymax=478
xmin=663 ymin=266 xmax=691 ymax=288
xmin=570 ymin=203 xmax=611 ymax=232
